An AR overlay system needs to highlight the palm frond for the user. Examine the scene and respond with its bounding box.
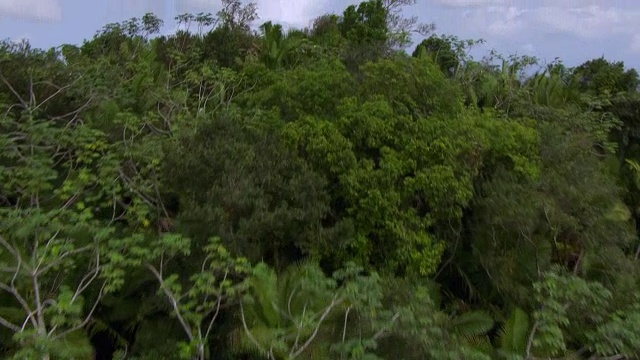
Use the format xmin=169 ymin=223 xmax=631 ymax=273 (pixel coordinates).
xmin=497 ymin=307 xmax=530 ymax=356
xmin=464 ymin=334 xmax=495 ymax=356
xmin=450 ymin=310 xmax=494 ymax=337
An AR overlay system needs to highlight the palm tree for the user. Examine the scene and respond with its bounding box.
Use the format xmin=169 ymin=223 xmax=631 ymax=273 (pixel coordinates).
xmin=495 ymin=307 xmax=530 ymax=359
xmin=258 ymin=22 xmax=307 ymax=70
xmin=230 ymin=262 xmax=344 ymax=359
xmin=525 ymin=62 xmax=580 ymax=107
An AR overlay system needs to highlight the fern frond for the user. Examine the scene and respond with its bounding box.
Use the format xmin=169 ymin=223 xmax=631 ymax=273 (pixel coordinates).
xmin=463 ymin=334 xmax=494 ymax=355
xmin=450 ymin=310 xmax=494 ymax=337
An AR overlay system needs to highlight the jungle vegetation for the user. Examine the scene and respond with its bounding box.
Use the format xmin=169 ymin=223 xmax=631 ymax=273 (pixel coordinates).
xmin=1 ymin=0 xmax=640 ymax=359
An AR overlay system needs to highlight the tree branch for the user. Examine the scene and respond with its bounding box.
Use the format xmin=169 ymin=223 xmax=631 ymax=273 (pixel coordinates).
xmin=71 ymin=251 xmax=101 ymax=302
xmin=372 ymin=312 xmax=400 ymax=340
xmin=203 ymin=270 xmax=228 ymax=341
xmin=0 ymin=236 xmax=37 ymax=329
xmin=0 ymin=72 xmax=28 ymax=108
xmin=55 ymin=282 xmax=106 ymax=340
xmin=0 ymin=315 xmax=20 ymax=332
xmin=32 ymin=76 xmax=83 ymax=112
xmin=147 ymin=263 xmax=194 ymax=341
xmin=36 ymin=245 xmax=92 ymax=277
xmin=290 ymin=295 xmax=344 ymax=359
xmin=239 ymin=300 xmax=269 ymax=357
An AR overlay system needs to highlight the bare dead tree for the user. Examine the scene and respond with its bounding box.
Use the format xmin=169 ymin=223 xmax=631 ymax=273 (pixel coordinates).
xmin=383 ymin=0 xmax=436 ymax=49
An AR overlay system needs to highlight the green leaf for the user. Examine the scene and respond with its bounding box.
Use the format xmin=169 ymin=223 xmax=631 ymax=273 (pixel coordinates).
xmin=498 ymin=307 xmax=530 ymax=356
xmin=450 ymin=310 xmax=495 ymax=337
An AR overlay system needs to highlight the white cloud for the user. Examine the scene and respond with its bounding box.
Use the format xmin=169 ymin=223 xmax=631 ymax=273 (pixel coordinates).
xmin=175 ymin=0 xmax=640 ymax=70
xmin=178 ymin=0 xmax=220 ymax=13
xmin=433 ymin=0 xmax=507 ymax=7
xmin=486 ymin=6 xmax=527 ymax=36
xmin=535 ymin=5 xmax=639 ymax=39
xmin=433 ymin=1 xmax=640 ymax=42
xmin=0 ymin=0 xmax=61 ymax=21
xmin=453 ymin=4 xmax=528 ymax=38
xmin=182 ymin=0 xmax=327 ymax=27
xmin=107 ymin=0 xmax=166 ymax=21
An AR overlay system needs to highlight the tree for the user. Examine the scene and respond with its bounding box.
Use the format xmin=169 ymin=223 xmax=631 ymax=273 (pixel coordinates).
xmin=0 ymin=43 xmax=131 ymax=358
xmin=383 ymin=0 xmax=435 ymax=49
xmin=340 ymin=0 xmax=391 ymax=67
xmin=573 ymin=57 xmax=639 ymax=96
xmin=233 ymin=262 xmax=391 ymax=359
xmin=528 ymin=270 xmax=640 ymax=359
xmin=0 ymin=210 xmax=124 ymax=359
xmin=216 ymin=0 xmax=258 ymax=31
xmin=162 ymin=108 xmax=330 ymax=270
xmin=413 ymin=35 xmax=460 ymax=77
xmin=340 ymin=0 xmax=389 ymax=46
xmin=257 ymin=21 xmax=307 ymax=70
xmin=140 ymin=235 xmax=251 ymax=360
xmin=2 ymin=4 xmax=640 ymax=358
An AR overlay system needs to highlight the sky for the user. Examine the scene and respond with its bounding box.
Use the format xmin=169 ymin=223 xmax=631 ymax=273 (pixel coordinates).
xmin=0 ymin=0 xmax=639 ymax=71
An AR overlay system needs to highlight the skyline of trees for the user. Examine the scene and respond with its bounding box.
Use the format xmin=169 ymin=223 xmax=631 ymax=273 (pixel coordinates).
xmin=1 ymin=0 xmax=639 ymax=359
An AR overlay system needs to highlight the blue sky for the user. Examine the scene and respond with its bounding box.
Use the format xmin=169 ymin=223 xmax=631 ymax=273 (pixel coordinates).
xmin=1 ymin=0 xmax=639 ymax=71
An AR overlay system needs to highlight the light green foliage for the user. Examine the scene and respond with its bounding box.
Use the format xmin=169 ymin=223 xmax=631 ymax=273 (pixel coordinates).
xmin=449 ymin=310 xmax=494 ymax=339
xmin=377 ymin=279 xmax=493 ymax=360
xmin=0 ymin=209 xmax=124 ymax=358
xmin=116 ymin=233 xmax=252 ymax=360
xmin=2 ymin=3 xmax=640 ymax=359
xmin=257 ymin=21 xmax=313 ymax=70
xmin=530 ymin=270 xmax=625 ymax=357
xmin=457 ymin=53 xmax=537 ymax=112
xmin=525 ymin=60 xmax=581 ymax=107
xmin=340 ymin=0 xmax=389 ymax=46
xmin=573 ymin=57 xmax=639 ymax=96
xmin=474 ymin=111 xmax=540 ymax=179
xmin=496 ymin=308 xmax=530 ymax=359
xmin=247 ymin=57 xmax=354 ymax=121
xmin=585 ymin=298 xmax=640 ymax=357
xmin=234 ymin=262 xmax=389 ymax=359
xmin=358 ymin=56 xmax=463 ymax=117
xmin=280 ymin=72 xmax=541 ymax=277
xmin=0 ymin=43 xmax=135 ymax=357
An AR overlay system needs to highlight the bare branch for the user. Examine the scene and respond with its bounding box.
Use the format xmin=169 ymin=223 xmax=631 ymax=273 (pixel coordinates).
xmin=147 ymin=263 xmax=194 ymax=341
xmin=71 ymin=251 xmax=101 ymax=302
xmin=0 ymin=315 xmax=20 ymax=332
xmin=372 ymin=312 xmax=400 ymax=340
xmin=239 ymin=300 xmax=269 ymax=356
xmin=32 ymin=76 xmax=83 ymax=112
xmin=525 ymin=319 xmax=539 ymax=359
xmin=49 ymin=96 xmax=93 ymax=122
xmin=342 ymin=306 xmax=351 ymax=343
xmin=0 ymin=235 xmax=21 ymax=262
xmin=0 ymin=283 xmax=35 ymax=328
xmin=0 ymin=72 xmax=28 ymax=108
xmin=36 ymin=245 xmax=92 ymax=277
xmin=204 ymin=270 xmax=228 ymax=341
xmin=54 ymin=282 xmax=106 ymax=340
xmin=292 ymin=304 xmax=307 ymax=352
xmin=0 ymin=236 xmax=37 ymax=329
xmin=290 ymin=295 xmax=344 ymax=359
xmin=34 ymin=229 xmax=61 ymax=274
xmin=32 ymin=269 xmax=46 ymax=334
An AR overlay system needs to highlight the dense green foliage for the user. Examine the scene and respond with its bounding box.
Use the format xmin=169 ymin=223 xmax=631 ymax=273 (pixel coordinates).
xmin=1 ymin=0 xmax=639 ymax=359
